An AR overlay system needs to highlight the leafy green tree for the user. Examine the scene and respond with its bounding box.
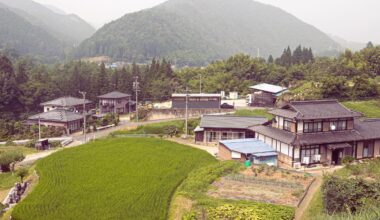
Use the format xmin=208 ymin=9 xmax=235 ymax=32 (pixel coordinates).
xmin=16 ymin=167 xmax=29 ymax=183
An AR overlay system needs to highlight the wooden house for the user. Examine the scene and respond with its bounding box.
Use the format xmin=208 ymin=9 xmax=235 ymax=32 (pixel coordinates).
xmin=250 ymin=100 xmax=380 ymax=168
xmin=248 ymin=83 xmax=288 ymax=107
xmin=41 ymin=96 xmax=93 ymax=113
xmin=98 ymin=91 xmax=134 ymax=114
xmin=194 ymin=115 xmax=268 ymax=144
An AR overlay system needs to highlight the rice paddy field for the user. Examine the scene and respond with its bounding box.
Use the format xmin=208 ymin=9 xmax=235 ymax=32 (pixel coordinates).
xmin=11 ymin=138 xmax=216 ymax=220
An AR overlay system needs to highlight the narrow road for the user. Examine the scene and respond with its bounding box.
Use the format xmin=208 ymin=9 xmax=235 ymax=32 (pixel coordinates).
xmin=294 ymin=176 xmax=323 ymax=220
xmin=20 ymin=118 xmax=188 ymax=165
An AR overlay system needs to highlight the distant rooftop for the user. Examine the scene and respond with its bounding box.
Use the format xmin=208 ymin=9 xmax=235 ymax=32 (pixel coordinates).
xmin=98 ymin=91 xmax=131 ymax=99
xmin=28 ymin=109 xmax=83 ymax=123
xmin=220 ymin=139 xmax=277 ymax=156
xmin=250 ymin=83 xmax=288 ymax=94
xmin=200 ymin=115 xmax=267 ymax=129
xmin=284 ymin=100 xmax=362 ymax=120
xmin=172 ymin=93 xmax=221 ymax=98
xmin=41 ymin=96 xmax=92 ymax=107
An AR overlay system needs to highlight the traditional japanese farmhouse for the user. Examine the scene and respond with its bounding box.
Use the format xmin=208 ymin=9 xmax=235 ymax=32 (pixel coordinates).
xmin=27 ymin=109 xmax=83 ymax=134
xmin=194 ymin=115 xmax=268 ymax=144
xmin=172 ymin=93 xmax=221 ymax=109
xmin=98 ymin=91 xmax=133 ymax=114
xmin=250 ymin=100 xmax=380 ymax=168
xmin=41 ymin=96 xmax=93 ymax=113
xmin=248 ymin=83 xmax=288 ymax=107
xmin=219 ymin=139 xmax=278 ymax=165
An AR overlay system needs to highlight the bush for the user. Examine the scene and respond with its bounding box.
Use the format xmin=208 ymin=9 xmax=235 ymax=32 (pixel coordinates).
xmin=0 ymin=150 xmax=24 ymax=172
xmin=207 ymin=204 xmax=294 ymax=220
xmin=342 ymin=156 xmax=355 ymax=165
xmin=322 ymin=175 xmax=380 ymax=215
xmin=16 ymin=167 xmax=29 ymax=182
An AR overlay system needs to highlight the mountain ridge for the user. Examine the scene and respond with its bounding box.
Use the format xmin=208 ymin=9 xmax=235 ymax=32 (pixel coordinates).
xmin=76 ymin=0 xmax=341 ymax=66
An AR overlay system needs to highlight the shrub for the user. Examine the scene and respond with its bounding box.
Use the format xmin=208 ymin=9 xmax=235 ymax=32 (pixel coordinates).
xmin=207 ymin=204 xmax=294 ymax=220
xmin=0 ymin=150 xmax=24 ymax=172
xmin=322 ymin=175 xmax=380 ymax=215
xmin=16 ymin=167 xmax=29 ymax=183
xmin=342 ymin=156 xmax=355 ymax=165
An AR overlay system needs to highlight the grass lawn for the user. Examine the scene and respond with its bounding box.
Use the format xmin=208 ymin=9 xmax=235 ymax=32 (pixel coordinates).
xmin=11 ymin=138 xmax=216 ymax=220
xmin=113 ymin=119 xmax=200 ymax=136
xmin=0 ymin=146 xmax=38 ymax=155
xmin=343 ymin=100 xmax=380 ymax=118
xmin=234 ymin=109 xmax=273 ymax=119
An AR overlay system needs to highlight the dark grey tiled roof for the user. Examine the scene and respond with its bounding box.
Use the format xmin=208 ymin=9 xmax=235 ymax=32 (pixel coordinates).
xmin=28 ymin=109 xmax=83 ymax=123
xmin=355 ymin=119 xmax=380 ymax=140
xmin=41 ymin=96 xmax=92 ymax=107
xmin=268 ymin=109 xmax=298 ymax=119
xmin=287 ymin=100 xmax=362 ymax=120
xmin=296 ymin=130 xmax=363 ymax=146
xmin=200 ymin=115 xmax=267 ymax=129
xmin=250 ymin=125 xmax=296 ymax=145
xmin=98 ymin=91 xmax=131 ymax=99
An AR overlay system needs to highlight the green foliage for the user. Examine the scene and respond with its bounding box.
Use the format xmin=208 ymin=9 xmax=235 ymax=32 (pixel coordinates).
xmin=206 ymin=204 xmax=294 ymax=220
xmin=0 ymin=150 xmax=24 ymax=172
xmin=114 ymin=119 xmax=200 ymax=136
xmin=16 ymin=167 xmax=29 ymax=182
xmin=234 ymin=109 xmax=273 ymax=120
xmin=12 ymin=138 xmax=216 ymax=220
xmin=177 ymin=161 xmax=242 ymax=199
xmin=75 ymin=0 xmax=338 ymax=66
xmin=342 ymin=156 xmax=355 ymax=165
xmin=343 ymin=100 xmax=380 ymax=118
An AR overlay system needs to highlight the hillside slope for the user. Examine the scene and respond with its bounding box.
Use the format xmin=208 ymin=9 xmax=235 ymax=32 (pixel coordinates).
xmin=0 ymin=0 xmax=95 ymax=45
xmin=77 ymin=0 xmax=340 ymax=66
xmin=0 ymin=6 xmax=64 ymax=60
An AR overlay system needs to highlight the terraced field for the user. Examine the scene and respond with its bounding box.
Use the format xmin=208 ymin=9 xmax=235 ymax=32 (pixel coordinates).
xmin=11 ymin=138 xmax=216 ymax=220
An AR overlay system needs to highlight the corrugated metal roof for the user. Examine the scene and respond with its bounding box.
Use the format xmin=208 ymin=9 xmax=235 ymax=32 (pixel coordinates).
xmin=250 ymin=83 xmax=288 ymax=94
xmin=220 ymin=139 xmax=277 ymax=156
xmin=41 ymin=96 xmax=92 ymax=107
xmin=172 ymin=93 xmax=221 ymax=98
xmin=200 ymin=115 xmax=267 ymax=129
xmin=28 ymin=109 xmax=83 ymax=123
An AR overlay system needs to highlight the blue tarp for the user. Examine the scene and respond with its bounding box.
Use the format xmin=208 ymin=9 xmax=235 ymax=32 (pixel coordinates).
xmin=220 ymin=138 xmax=277 ymax=157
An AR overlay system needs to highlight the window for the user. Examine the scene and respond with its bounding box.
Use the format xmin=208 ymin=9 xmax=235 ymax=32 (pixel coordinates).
xmin=330 ymin=120 xmax=348 ymax=131
xmin=363 ymin=141 xmax=374 ymax=158
xmin=303 ymin=121 xmax=322 ymax=133
xmin=207 ymin=132 xmax=218 ymax=142
xmin=283 ymin=120 xmax=292 ymax=131
xmin=301 ymin=145 xmax=320 ymax=164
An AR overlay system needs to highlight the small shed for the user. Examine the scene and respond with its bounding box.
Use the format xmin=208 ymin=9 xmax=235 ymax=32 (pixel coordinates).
xmin=35 ymin=139 xmax=50 ymax=151
xmin=219 ymin=139 xmax=278 ymax=166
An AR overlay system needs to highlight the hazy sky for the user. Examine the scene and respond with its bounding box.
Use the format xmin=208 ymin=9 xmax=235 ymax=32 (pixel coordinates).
xmin=34 ymin=0 xmax=379 ymax=43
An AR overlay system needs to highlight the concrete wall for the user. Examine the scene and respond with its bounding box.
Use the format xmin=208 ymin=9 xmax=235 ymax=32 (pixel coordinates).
xmin=147 ymin=108 xmax=234 ymax=121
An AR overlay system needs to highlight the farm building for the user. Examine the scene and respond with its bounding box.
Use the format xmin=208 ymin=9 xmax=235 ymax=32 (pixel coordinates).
xmin=98 ymin=91 xmax=135 ymax=114
xmin=195 ymin=115 xmax=268 ymax=144
xmin=172 ymin=93 xmax=221 ymax=109
xmin=219 ymin=139 xmax=278 ymax=166
xmin=250 ymin=100 xmax=380 ymax=168
xmin=41 ymin=96 xmax=94 ymax=113
xmin=27 ymin=109 xmax=84 ymax=134
xmin=248 ymin=83 xmax=288 ymax=107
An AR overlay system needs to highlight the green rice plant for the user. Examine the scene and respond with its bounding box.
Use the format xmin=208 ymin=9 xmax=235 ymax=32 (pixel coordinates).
xmin=11 ymin=138 xmax=216 ymax=220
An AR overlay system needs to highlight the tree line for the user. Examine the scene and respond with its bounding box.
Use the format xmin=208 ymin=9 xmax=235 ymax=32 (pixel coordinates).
xmin=0 ymin=44 xmax=380 ymax=140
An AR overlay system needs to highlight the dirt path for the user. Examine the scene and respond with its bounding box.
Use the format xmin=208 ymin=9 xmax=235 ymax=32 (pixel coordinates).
xmin=295 ymin=176 xmax=323 ymax=220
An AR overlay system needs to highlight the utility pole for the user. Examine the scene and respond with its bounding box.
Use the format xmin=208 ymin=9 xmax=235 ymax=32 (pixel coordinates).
xmin=133 ymin=76 xmax=140 ymax=123
xmin=79 ymin=91 xmax=87 ymax=142
xmin=185 ymin=86 xmax=189 ymax=138
xmin=38 ymin=114 xmax=41 ymax=140
xmin=199 ymin=74 xmax=202 ymax=94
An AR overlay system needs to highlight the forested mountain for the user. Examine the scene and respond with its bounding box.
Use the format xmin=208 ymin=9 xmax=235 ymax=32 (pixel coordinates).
xmin=76 ymin=0 xmax=341 ymax=66
xmin=0 ymin=0 xmax=95 ymax=46
xmin=0 ymin=6 xmax=64 ymax=61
